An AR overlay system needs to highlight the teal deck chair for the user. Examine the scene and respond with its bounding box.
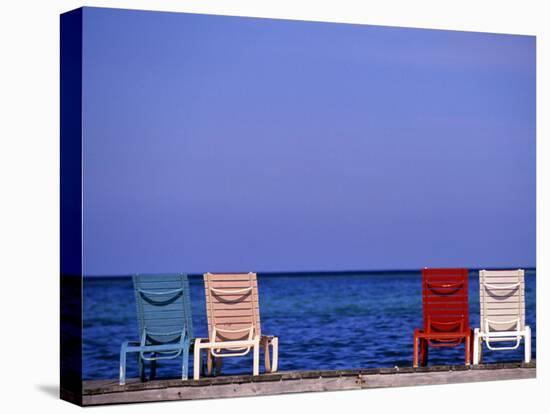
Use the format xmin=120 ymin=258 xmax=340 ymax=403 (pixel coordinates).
xmin=119 ymin=274 xmax=194 ymax=385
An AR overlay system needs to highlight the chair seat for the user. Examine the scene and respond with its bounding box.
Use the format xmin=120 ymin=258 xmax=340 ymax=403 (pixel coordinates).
xmin=196 ymin=335 xmax=275 ymax=348
xmin=479 ymin=329 xmax=528 ymax=339
xmin=124 ymin=342 xmax=186 ymax=353
xmin=195 ymin=336 xmax=259 ymax=350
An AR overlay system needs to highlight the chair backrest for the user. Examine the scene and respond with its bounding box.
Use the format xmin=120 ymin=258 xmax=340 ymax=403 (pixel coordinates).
xmin=203 ymin=272 xmax=261 ymax=342
xmin=479 ymin=269 xmax=525 ymax=333
xmin=422 ymin=268 xmax=469 ymax=334
xmin=133 ymin=273 xmax=194 ymax=344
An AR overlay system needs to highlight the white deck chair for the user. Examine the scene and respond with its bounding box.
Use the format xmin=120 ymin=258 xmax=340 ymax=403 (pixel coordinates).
xmin=193 ymin=272 xmax=278 ymax=379
xmin=473 ymin=269 xmax=531 ymax=364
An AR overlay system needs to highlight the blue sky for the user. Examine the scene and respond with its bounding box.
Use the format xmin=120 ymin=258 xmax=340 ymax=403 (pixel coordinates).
xmin=81 ymin=7 xmax=535 ymax=275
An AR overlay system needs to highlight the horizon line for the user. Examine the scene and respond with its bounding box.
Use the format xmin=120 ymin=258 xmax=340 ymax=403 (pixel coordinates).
xmin=77 ymin=266 xmax=537 ymax=278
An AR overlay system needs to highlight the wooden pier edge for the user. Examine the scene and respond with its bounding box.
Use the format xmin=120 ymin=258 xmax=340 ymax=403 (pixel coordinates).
xmin=82 ymin=362 xmax=536 ymax=406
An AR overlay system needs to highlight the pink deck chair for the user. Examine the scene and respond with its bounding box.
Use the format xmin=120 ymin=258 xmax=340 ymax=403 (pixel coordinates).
xmin=193 ymin=272 xmax=278 ymax=379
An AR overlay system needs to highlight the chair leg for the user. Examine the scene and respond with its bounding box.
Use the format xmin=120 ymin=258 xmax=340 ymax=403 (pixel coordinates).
xmin=150 ymin=355 xmax=157 ymax=380
xmin=263 ymin=340 xmax=271 ymax=373
xmin=182 ymin=344 xmax=190 ymax=380
xmin=525 ymin=326 xmax=531 ymax=363
xmin=479 ymin=340 xmax=483 ymax=364
xmin=413 ymin=333 xmax=419 ymax=368
xmin=271 ymin=337 xmax=279 ymax=372
xmin=119 ymin=343 xmax=128 ymax=385
xmin=421 ymin=339 xmax=428 ymax=366
xmin=473 ymin=328 xmax=480 ymax=365
xmin=207 ymin=351 xmax=213 ymax=376
xmin=215 ymin=357 xmax=222 ymax=376
xmin=465 ymin=335 xmax=471 ymax=366
xmin=193 ymin=342 xmax=202 ymax=380
xmin=253 ymin=343 xmax=260 ymax=375
xmin=138 ymin=354 xmax=145 ymax=381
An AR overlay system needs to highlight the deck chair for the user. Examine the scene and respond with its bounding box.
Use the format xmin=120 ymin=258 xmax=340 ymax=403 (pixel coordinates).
xmin=473 ymin=269 xmax=531 ymax=364
xmin=119 ymin=274 xmax=194 ymax=385
xmin=193 ymin=272 xmax=278 ymax=380
xmin=413 ymin=268 xmax=472 ymax=367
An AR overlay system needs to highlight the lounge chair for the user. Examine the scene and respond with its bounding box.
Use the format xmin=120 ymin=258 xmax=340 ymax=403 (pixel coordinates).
xmin=193 ymin=272 xmax=278 ymax=380
xmin=413 ymin=268 xmax=472 ymax=367
xmin=119 ymin=274 xmax=194 ymax=385
xmin=473 ymin=269 xmax=531 ymax=364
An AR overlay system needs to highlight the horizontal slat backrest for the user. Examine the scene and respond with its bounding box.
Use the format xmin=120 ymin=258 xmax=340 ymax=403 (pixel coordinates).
xmin=133 ymin=274 xmax=193 ymax=344
xmin=479 ymin=269 xmax=525 ymax=333
xmin=204 ymin=272 xmax=261 ymax=342
xmin=422 ymin=268 xmax=469 ymax=333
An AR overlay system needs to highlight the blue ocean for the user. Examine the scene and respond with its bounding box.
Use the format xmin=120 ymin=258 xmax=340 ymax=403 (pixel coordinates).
xmin=83 ymin=270 xmax=536 ymax=380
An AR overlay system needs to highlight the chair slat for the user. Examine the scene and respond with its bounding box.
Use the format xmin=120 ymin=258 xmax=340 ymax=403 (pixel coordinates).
xmin=135 ymin=274 xmax=185 ymax=282
xmin=205 ymin=280 xmax=259 ymax=289
xmin=208 ymin=273 xmax=256 ymax=281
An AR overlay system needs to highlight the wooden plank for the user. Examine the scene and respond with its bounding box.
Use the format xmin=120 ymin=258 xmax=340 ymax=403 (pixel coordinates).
xmin=360 ymin=367 xmax=534 ymax=388
xmin=82 ymin=363 xmax=536 ymax=405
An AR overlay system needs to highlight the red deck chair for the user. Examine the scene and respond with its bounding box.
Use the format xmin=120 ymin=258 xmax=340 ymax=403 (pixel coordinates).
xmin=413 ymin=268 xmax=472 ymax=367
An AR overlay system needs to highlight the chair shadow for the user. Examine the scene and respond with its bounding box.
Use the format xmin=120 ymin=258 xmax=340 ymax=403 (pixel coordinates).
xmin=35 ymin=384 xmax=59 ymax=399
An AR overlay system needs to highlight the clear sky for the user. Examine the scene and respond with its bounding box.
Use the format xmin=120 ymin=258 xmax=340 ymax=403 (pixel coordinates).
xmin=81 ymin=7 xmax=535 ymax=275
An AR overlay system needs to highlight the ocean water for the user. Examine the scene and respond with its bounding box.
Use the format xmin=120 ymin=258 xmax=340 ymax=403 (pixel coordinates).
xmin=83 ymin=270 xmax=536 ymax=380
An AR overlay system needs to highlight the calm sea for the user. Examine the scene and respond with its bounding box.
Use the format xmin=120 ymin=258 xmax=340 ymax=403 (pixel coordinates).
xmin=83 ymin=270 xmax=536 ymax=380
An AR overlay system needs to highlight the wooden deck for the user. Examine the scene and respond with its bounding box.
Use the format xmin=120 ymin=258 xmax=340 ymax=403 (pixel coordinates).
xmin=81 ymin=362 xmax=536 ymax=405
